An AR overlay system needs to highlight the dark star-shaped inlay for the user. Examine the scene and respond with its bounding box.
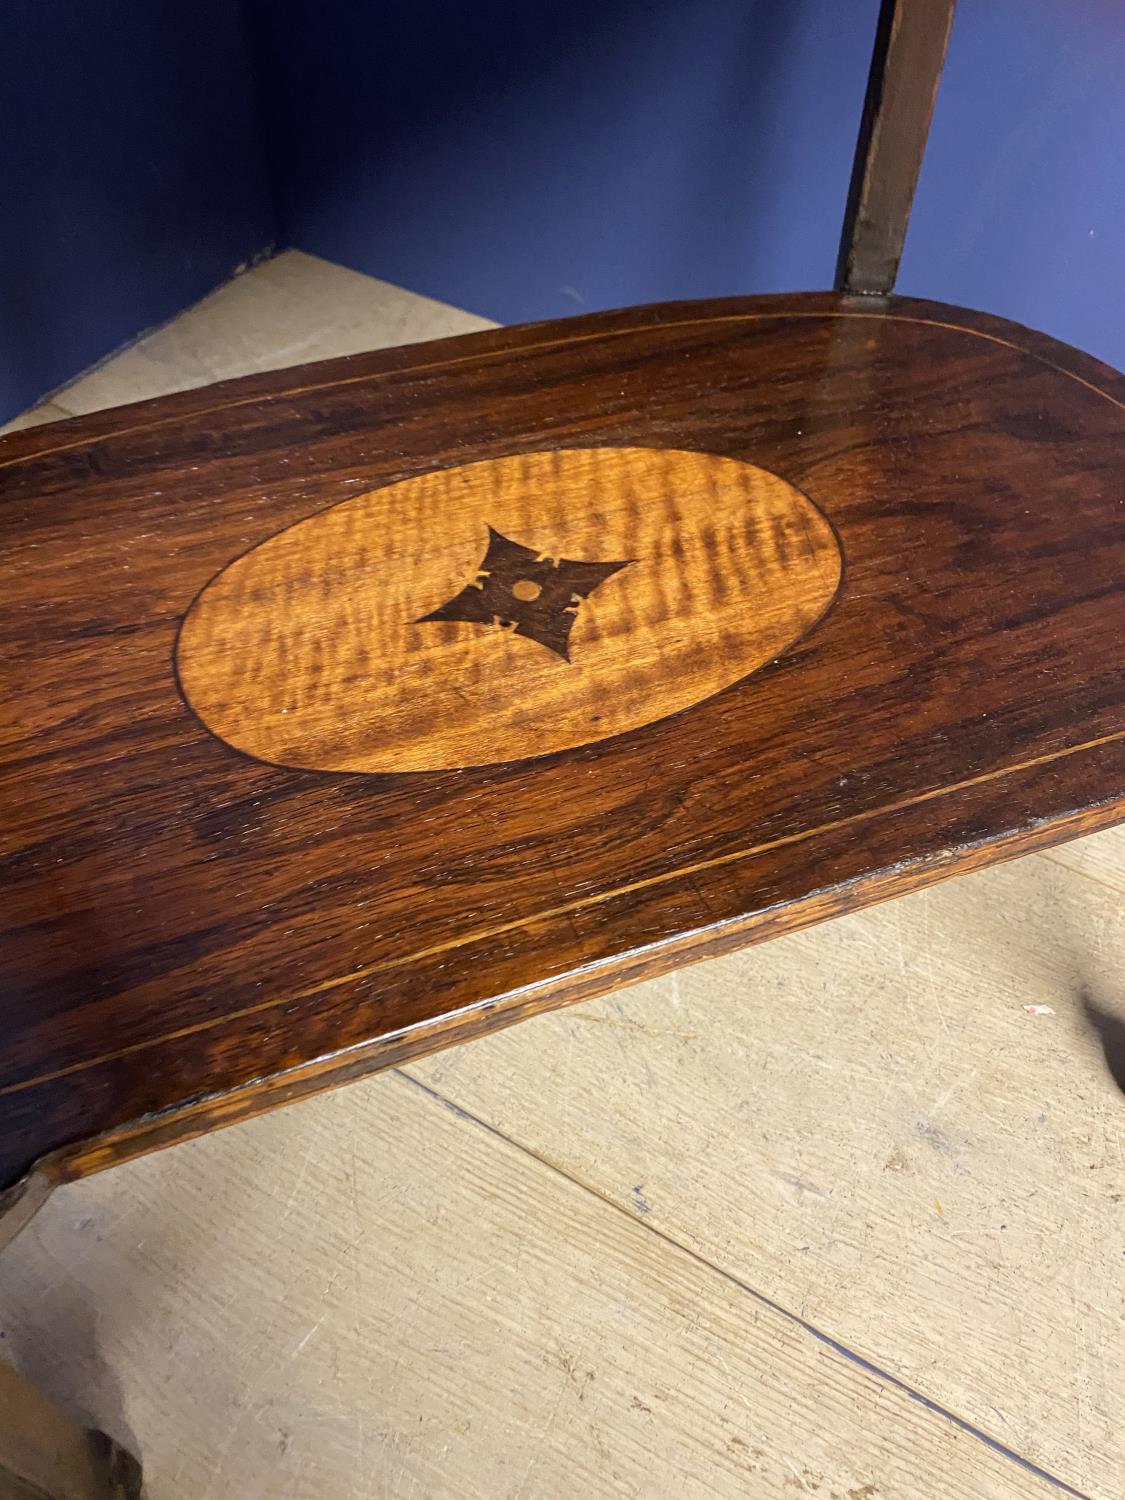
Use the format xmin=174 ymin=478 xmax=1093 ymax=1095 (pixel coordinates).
xmin=417 ymin=526 xmax=632 ymax=661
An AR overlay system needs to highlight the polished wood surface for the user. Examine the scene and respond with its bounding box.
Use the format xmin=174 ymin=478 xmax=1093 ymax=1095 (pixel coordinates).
xmin=1 ymin=291 xmax=1124 ymax=1199
xmin=177 ymin=447 xmax=842 ymax=772
xmin=837 ymin=0 xmax=957 ymax=295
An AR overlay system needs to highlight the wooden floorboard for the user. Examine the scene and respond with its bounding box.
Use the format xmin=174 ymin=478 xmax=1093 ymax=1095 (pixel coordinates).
xmin=405 ymin=851 xmax=1125 ymax=1498
xmin=0 ymin=1071 xmax=1075 ymax=1500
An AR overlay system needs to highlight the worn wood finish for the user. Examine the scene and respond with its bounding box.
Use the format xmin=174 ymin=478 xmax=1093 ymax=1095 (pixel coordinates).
xmin=836 ymin=0 xmax=957 ymax=295
xmin=1 ymin=291 xmax=1124 ymax=1201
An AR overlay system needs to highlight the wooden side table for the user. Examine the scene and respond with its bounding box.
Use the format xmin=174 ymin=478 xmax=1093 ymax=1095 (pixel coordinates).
xmin=2 ymin=3 xmax=1122 ymax=1490
xmin=5 ymin=282 xmax=1123 ymax=1208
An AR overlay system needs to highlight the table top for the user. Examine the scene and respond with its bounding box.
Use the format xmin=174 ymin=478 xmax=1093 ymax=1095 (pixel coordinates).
xmin=2 ymin=291 xmax=1124 ymax=1197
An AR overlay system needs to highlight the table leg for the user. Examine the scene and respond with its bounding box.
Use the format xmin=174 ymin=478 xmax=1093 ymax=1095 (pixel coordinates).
xmin=0 ymin=1361 xmax=142 ymax=1499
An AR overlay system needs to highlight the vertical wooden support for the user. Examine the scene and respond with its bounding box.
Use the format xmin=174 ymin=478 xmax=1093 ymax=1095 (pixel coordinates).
xmin=836 ymin=0 xmax=957 ymax=295
xmin=0 ymin=1364 xmax=142 ymax=1500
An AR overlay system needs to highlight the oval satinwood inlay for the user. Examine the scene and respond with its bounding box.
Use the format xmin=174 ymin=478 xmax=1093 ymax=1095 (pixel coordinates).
xmin=175 ymin=446 xmax=843 ymax=772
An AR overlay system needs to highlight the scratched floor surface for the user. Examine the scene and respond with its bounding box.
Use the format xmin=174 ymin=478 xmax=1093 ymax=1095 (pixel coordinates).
xmin=1 ymin=252 xmax=1122 ymax=1499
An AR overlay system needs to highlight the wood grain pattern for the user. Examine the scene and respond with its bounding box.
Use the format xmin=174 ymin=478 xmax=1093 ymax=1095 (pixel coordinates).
xmin=1 ymin=291 xmax=1124 ymax=1202
xmin=176 ymin=447 xmax=842 ymax=771
xmin=0 ymin=1070 xmax=1072 ymax=1499
xmin=837 ymin=0 xmax=957 ymax=295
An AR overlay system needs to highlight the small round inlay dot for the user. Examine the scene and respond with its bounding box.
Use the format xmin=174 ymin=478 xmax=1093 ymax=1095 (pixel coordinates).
xmin=512 ymin=578 xmax=542 ymax=602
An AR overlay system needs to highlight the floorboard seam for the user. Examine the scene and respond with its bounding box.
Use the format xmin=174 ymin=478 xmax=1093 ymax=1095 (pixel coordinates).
xmin=396 ymin=1068 xmax=1095 ymax=1500
xmin=1037 ymin=850 xmax=1124 ymax=903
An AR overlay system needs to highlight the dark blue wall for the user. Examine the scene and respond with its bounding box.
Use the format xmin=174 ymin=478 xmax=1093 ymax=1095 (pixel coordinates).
xmin=255 ymin=0 xmax=1125 ymax=372
xmin=253 ymin=0 xmax=878 ymax=322
xmin=0 ymin=0 xmax=275 ymax=421
xmin=900 ymin=0 xmax=1125 ymax=373
xmin=5 ymin=0 xmax=1123 ymax=428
